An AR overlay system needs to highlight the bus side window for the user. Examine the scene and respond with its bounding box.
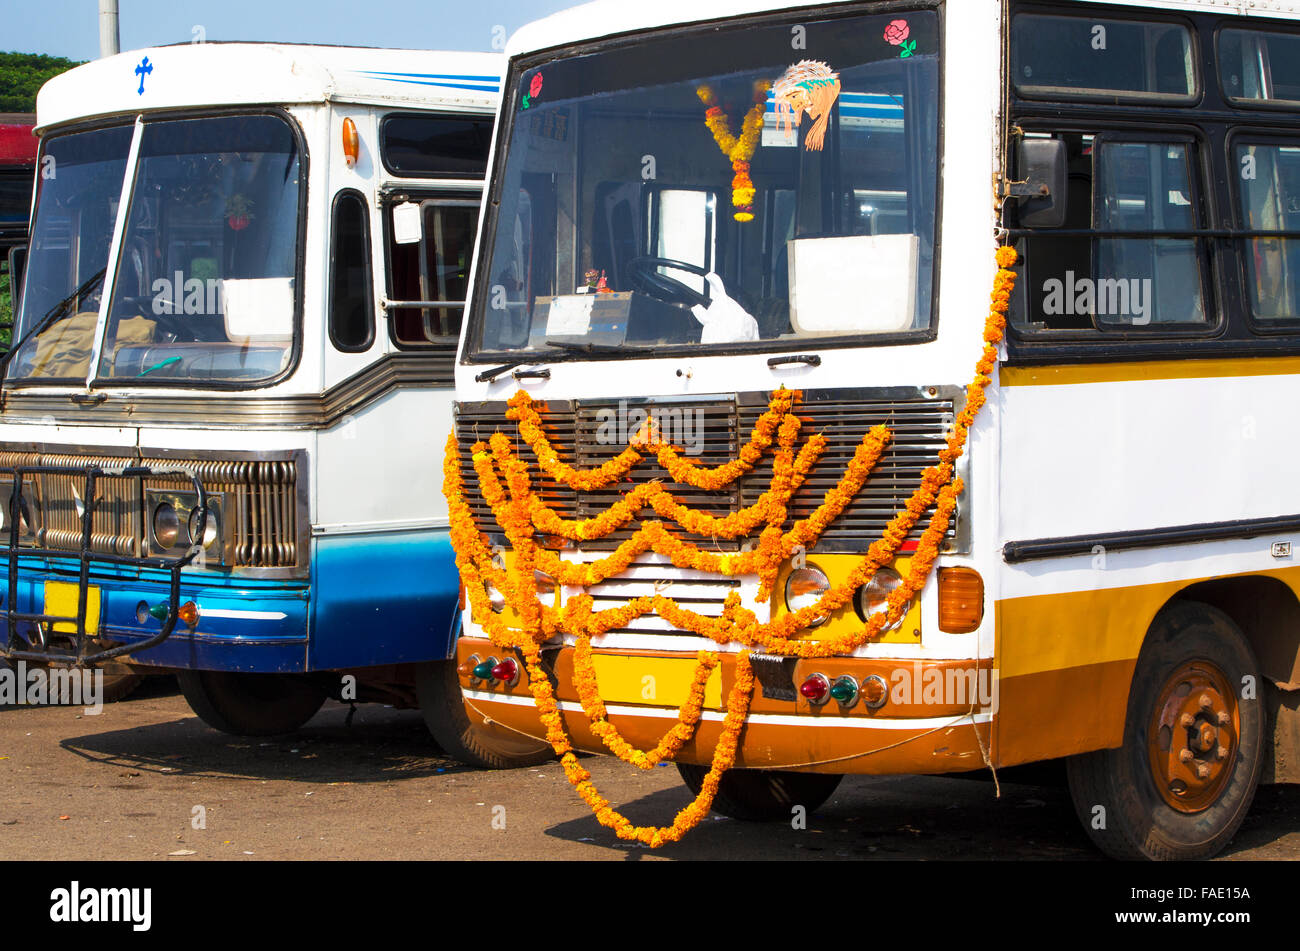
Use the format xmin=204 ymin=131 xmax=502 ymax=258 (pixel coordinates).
xmin=1014 ymin=133 xmax=1208 ymax=331
xmin=329 ymin=190 xmax=374 ymax=352
xmin=385 ymin=197 xmax=479 ymax=348
xmin=1235 ymin=142 xmax=1300 ymax=325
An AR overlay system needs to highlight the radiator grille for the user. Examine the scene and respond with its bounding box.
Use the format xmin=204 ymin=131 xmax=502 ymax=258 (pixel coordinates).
xmin=737 ymin=394 xmax=957 ymax=551
xmin=0 ymin=448 xmax=301 ymax=568
xmin=584 ymin=557 xmax=740 ymax=635
xmin=454 ymin=389 xmax=962 ymax=555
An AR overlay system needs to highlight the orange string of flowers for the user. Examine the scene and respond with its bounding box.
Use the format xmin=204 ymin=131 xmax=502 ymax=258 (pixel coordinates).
xmin=443 ymin=246 xmax=1019 ymax=846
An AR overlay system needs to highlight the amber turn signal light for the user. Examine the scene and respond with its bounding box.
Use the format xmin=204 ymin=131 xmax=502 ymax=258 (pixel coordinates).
xmin=177 ymin=600 xmax=200 ymax=627
xmin=342 ymin=116 xmax=359 ymax=167
xmin=937 ymin=567 xmax=983 ymax=634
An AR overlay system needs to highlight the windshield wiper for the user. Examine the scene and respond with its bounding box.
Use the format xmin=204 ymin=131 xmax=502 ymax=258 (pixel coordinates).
xmin=0 ymin=266 xmax=108 ymax=397
xmin=475 ymin=362 xmax=526 ymax=383
xmin=545 ymin=340 xmax=625 ymax=354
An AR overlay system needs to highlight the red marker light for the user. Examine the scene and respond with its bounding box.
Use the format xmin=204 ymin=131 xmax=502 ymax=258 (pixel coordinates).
xmin=491 ymin=657 xmax=520 ymax=687
xmin=799 ymin=673 xmax=830 ymax=705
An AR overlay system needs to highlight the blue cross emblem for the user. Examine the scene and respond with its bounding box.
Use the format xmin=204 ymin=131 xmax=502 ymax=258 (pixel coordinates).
xmin=135 ymin=57 xmax=152 ymax=95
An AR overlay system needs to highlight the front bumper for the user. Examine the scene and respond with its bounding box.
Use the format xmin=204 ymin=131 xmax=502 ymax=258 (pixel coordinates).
xmin=4 ymin=556 xmax=311 ymax=672
xmin=455 ymin=636 xmax=995 ymax=775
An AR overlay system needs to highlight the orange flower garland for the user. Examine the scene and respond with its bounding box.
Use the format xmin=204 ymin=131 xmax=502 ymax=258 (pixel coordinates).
xmin=442 ymin=245 xmax=1019 ymax=847
xmin=697 ymin=80 xmax=771 ymax=222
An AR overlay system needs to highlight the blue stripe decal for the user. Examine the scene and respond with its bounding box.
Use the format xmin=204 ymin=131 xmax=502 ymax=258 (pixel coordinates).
xmin=357 ymin=71 xmax=500 ymax=93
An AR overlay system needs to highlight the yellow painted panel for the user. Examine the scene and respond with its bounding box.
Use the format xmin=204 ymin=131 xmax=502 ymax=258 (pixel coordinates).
xmin=590 ymin=653 xmax=723 ymax=708
xmin=43 ymin=581 xmax=101 ymax=636
xmin=996 ymin=566 xmax=1300 ymax=679
xmin=773 ymin=554 xmax=922 ymax=644
xmin=999 ymin=356 xmax=1300 ymax=388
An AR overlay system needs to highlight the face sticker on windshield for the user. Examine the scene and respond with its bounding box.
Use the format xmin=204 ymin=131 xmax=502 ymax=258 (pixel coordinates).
xmin=884 ymin=19 xmax=917 ymax=58
xmin=772 ymin=60 xmax=841 ymax=152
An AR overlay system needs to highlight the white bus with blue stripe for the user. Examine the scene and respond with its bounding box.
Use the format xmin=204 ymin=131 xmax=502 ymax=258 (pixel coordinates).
xmin=0 ymin=42 xmax=524 ymax=747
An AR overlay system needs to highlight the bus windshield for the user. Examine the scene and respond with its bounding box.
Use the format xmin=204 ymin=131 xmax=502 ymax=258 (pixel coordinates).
xmin=11 ymin=114 xmax=302 ymax=386
xmin=468 ymin=8 xmax=939 ymax=361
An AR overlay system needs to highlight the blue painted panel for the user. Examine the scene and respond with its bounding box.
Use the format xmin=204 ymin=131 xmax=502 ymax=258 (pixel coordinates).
xmin=307 ymin=528 xmax=460 ymax=671
xmin=3 ymin=558 xmax=310 ymax=673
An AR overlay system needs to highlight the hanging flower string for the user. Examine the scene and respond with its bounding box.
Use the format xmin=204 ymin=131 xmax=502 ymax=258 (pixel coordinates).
xmin=443 ymin=245 xmax=1019 ymax=846
xmin=697 ymin=80 xmax=771 ymax=222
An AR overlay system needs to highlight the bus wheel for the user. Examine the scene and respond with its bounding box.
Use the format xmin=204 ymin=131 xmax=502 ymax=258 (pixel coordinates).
xmin=1066 ymin=601 xmax=1264 ymax=861
xmin=414 ymin=660 xmax=553 ymax=768
xmin=98 ymin=663 xmax=145 ymax=703
xmin=676 ymin=763 xmax=842 ymax=821
xmin=177 ymin=671 xmax=326 ymax=736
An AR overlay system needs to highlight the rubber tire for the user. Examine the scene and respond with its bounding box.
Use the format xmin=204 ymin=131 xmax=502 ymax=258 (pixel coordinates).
xmin=414 ymin=659 xmax=553 ymax=768
xmin=177 ymin=670 xmax=326 ymax=736
xmin=1066 ymin=600 xmax=1264 ymax=861
xmin=98 ymin=663 xmax=145 ymax=703
xmin=677 ymin=763 xmax=843 ymax=821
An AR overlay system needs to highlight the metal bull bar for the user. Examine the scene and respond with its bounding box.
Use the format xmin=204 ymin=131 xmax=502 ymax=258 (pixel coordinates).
xmin=0 ymin=463 xmax=208 ymax=667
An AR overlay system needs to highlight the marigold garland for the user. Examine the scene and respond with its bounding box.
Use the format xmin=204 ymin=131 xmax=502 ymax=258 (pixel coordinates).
xmin=697 ymin=80 xmax=771 ymax=222
xmin=442 ymin=244 xmax=1019 ymax=847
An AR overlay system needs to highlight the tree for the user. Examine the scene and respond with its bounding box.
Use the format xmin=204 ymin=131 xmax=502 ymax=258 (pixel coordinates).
xmin=0 ymin=52 xmax=85 ymax=114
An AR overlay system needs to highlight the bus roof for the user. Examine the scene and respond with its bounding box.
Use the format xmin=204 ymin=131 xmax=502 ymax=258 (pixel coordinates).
xmin=0 ymin=114 xmax=37 ymax=165
xmin=507 ymin=0 xmax=1300 ymax=57
xmin=35 ymin=44 xmax=503 ymax=133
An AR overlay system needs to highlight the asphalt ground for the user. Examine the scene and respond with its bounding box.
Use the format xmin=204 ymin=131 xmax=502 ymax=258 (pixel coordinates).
xmin=3 ymin=679 xmax=1299 ymax=863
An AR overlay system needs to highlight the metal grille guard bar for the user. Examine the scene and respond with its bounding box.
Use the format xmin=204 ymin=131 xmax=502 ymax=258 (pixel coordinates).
xmin=0 ymin=464 xmax=208 ymax=667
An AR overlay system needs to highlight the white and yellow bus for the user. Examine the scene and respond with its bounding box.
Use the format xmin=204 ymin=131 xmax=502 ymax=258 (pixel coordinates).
xmin=444 ymin=0 xmax=1300 ymax=859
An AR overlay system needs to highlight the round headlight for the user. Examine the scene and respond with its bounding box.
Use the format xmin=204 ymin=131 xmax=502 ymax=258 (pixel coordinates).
xmin=856 ymin=567 xmax=905 ymax=630
xmin=152 ymin=502 xmax=182 ymax=549
xmin=0 ymin=495 xmax=31 ymax=536
xmin=188 ymin=506 xmax=218 ymax=549
xmin=534 ymin=571 xmax=558 ymax=605
xmin=784 ymin=566 xmax=830 ymax=626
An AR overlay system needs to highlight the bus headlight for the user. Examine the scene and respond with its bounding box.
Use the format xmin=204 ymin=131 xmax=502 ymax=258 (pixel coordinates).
xmin=152 ymin=502 xmax=182 ymax=549
xmin=146 ymin=490 xmax=226 ymax=564
xmin=855 ymin=567 xmax=905 ymax=630
xmin=534 ymin=571 xmax=558 ymax=606
xmin=784 ymin=566 xmax=830 ymax=626
xmin=187 ymin=506 xmax=219 ymax=549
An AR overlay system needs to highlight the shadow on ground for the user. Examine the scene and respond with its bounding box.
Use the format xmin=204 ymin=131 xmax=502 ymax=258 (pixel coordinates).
xmin=57 ymin=699 xmax=469 ymax=785
xmin=543 ymin=769 xmax=1104 ymax=860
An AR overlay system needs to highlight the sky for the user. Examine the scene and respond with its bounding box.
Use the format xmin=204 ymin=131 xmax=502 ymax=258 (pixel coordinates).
xmin=3 ymin=0 xmax=579 ymax=60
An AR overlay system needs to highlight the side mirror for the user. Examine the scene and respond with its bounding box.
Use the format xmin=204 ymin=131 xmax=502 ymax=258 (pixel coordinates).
xmin=1012 ymin=138 xmax=1067 ymax=229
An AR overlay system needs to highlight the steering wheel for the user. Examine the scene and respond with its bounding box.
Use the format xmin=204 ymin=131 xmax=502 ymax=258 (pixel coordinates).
xmin=626 ymin=257 xmax=712 ymax=309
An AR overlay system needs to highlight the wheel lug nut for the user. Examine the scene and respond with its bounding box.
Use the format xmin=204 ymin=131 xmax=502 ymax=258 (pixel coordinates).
xmin=1217 ymin=711 xmax=1230 ymax=726
xmin=1180 ymin=713 xmax=1195 ymax=727
xmin=1179 ymin=749 xmax=1194 ymax=763
xmin=1196 ymin=763 xmax=1211 ymax=779
xmin=1199 ymin=693 xmax=1213 ymax=709
xmin=1218 ymin=746 xmax=1230 ymax=759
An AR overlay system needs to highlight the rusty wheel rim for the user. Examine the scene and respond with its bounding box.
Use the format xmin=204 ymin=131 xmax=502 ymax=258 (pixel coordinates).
xmin=1147 ymin=659 xmax=1239 ymax=814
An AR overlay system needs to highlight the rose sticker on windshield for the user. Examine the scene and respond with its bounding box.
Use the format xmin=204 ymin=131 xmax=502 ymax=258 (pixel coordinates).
xmin=884 ymin=19 xmax=917 ymax=58
xmin=522 ymin=72 xmax=543 ymax=110
xmin=772 ymin=60 xmax=841 ymax=152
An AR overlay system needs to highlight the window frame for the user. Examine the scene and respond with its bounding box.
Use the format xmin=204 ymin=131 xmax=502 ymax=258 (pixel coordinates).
xmin=328 ymin=187 xmax=376 ymax=354
xmin=1006 ymin=122 xmax=1224 ymax=343
xmin=1009 ymin=9 xmax=1202 ymax=107
xmin=1215 ymin=24 xmax=1300 ymax=112
xmin=379 ymin=188 xmax=481 ymax=352
xmin=378 ymin=112 xmax=494 ymax=180
xmin=1225 ymin=129 xmax=1300 ymax=334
